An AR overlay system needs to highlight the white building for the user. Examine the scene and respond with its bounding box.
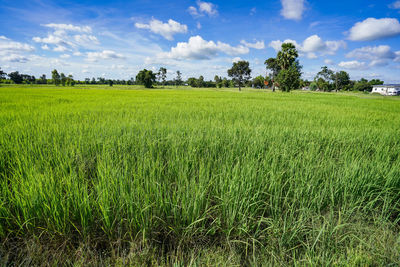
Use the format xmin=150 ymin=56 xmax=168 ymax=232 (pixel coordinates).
xmin=372 ymin=84 xmax=400 ymax=96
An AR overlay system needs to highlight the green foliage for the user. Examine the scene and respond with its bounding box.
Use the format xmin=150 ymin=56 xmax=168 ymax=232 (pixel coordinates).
xmin=354 ymin=79 xmax=373 ymax=92
xmin=275 ymin=65 xmax=301 ymax=92
xmin=227 ymin=61 xmax=251 ymax=91
xmin=276 ymin=43 xmax=298 ymax=70
xmin=175 ymin=70 xmax=182 ymax=86
xmin=52 ymin=69 xmax=61 ymax=86
xmin=252 ymin=75 xmax=265 ymax=88
xmin=309 ymin=82 xmax=318 ymax=91
xmin=8 ymin=71 xmax=23 ymax=84
xmin=136 ymin=69 xmax=156 ymax=88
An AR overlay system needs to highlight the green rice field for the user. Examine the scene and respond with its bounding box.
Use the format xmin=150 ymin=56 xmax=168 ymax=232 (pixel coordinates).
xmin=0 ymin=85 xmax=399 ymax=265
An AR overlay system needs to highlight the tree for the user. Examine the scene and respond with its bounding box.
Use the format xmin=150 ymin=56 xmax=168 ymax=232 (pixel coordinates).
xmin=136 ymin=69 xmax=156 ymax=88
xmin=188 ymin=77 xmax=197 ymax=87
xmin=175 ymin=70 xmax=182 ymax=87
xmin=277 ymin=43 xmax=298 ymax=70
xmin=333 ymin=71 xmax=350 ymax=91
xmin=40 ymin=74 xmax=47 ymax=84
xmin=52 ymin=69 xmax=61 ymax=86
xmin=197 ymin=75 xmax=205 ymax=87
xmin=253 ymin=75 xmax=265 ymax=89
xmin=227 ymin=60 xmax=252 ymax=91
xmin=315 ymin=66 xmax=334 ymax=91
xmin=369 ymin=79 xmax=384 ymax=86
xmin=157 ymin=67 xmax=167 ymax=87
xmin=60 ymin=73 xmax=66 ymax=86
xmin=272 ymin=43 xmax=302 ymax=92
xmin=354 ymin=78 xmax=372 ymax=92
xmin=8 ymin=71 xmax=23 ymax=84
xmin=0 ymin=68 xmax=6 ymax=80
xmin=275 ymin=65 xmax=301 ymax=92
xmin=264 ymin=58 xmax=280 ymax=92
xmin=108 ymin=79 xmax=114 ymax=86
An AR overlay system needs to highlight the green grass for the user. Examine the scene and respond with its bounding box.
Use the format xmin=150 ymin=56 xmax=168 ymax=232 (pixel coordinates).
xmin=0 ymin=84 xmax=399 ymax=265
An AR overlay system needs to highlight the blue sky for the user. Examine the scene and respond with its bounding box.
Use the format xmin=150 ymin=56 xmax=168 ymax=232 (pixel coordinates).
xmin=1 ymin=0 xmax=400 ymax=82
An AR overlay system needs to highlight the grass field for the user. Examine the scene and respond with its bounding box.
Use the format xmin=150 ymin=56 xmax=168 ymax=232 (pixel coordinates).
xmin=0 ymin=84 xmax=399 ymax=265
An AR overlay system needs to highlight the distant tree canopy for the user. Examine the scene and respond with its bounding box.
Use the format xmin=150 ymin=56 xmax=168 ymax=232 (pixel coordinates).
xmin=175 ymin=70 xmax=182 ymax=86
xmin=253 ymin=75 xmax=265 ymax=88
xmin=8 ymin=71 xmax=23 ymax=84
xmin=136 ymin=69 xmax=156 ymax=88
xmin=52 ymin=69 xmax=61 ymax=86
xmin=157 ymin=67 xmax=167 ymax=86
xmin=227 ymin=60 xmax=252 ymax=91
xmin=268 ymin=43 xmax=302 ymax=92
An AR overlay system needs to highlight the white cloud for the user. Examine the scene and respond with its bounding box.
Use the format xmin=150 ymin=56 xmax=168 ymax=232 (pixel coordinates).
xmin=197 ymin=22 xmax=202 ymax=29
xmin=74 ymin=34 xmax=99 ymax=45
xmin=269 ymin=39 xmax=300 ymax=52
xmin=232 ymin=57 xmax=242 ymax=63
xmin=155 ymin=35 xmax=249 ymax=60
xmin=135 ymin=19 xmax=187 ymax=40
xmin=269 ymin=35 xmax=345 ymax=58
xmin=188 ymin=6 xmax=199 ymax=16
xmin=346 ymin=45 xmax=395 ymax=60
xmin=60 ymin=54 xmax=71 ymax=59
xmin=348 ymin=18 xmax=400 ymax=41
xmin=43 ymin=23 xmax=92 ymax=33
xmin=0 ymin=38 xmax=34 ymax=52
xmin=389 ymin=1 xmax=400 ymax=9
xmin=188 ymin=1 xmax=218 ymax=17
xmin=338 ymin=60 xmax=367 ymax=70
xmin=346 ymin=45 xmax=400 ymax=67
xmin=302 ymin=35 xmax=326 ymax=53
xmin=86 ymin=50 xmax=125 ymax=62
xmin=240 ymin=40 xmax=265 ymax=49
xmin=33 ymin=23 xmax=99 ymax=53
xmin=73 ymin=51 xmax=83 ymax=56
xmin=2 ymin=54 xmax=29 ymax=63
xmin=54 ymin=45 xmax=69 ymax=52
xmin=324 ymin=59 xmax=334 ymax=65
xmin=0 ymin=36 xmax=34 ymax=63
xmin=280 ymin=0 xmax=305 ymax=21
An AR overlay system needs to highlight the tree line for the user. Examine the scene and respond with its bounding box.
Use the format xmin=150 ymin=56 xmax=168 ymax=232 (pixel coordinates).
xmin=0 ymin=43 xmax=385 ymax=91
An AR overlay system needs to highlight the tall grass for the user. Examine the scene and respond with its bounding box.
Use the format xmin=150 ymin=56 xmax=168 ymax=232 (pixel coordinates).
xmin=0 ymin=85 xmax=399 ymax=265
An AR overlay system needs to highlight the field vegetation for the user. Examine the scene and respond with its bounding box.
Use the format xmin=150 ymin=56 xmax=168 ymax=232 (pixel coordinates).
xmin=0 ymin=85 xmax=399 ymax=265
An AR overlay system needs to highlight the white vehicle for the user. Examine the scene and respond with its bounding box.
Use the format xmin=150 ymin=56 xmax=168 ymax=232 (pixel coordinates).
xmin=372 ymin=85 xmax=400 ymax=96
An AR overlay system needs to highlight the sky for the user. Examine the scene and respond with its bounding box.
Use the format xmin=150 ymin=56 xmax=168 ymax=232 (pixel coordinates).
xmin=1 ymin=0 xmax=400 ymax=82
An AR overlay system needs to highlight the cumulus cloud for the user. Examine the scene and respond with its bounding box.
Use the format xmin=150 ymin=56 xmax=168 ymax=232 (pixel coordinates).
xmin=348 ymin=18 xmax=400 ymax=41
xmin=60 ymin=54 xmax=71 ymax=59
xmin=155 ymin=35 xmax=249 ymax=60
xmin=324 ymin=59 xmax=334 ymax=65
xmin=346 ymin=45 xmax=400 ymax=67
xmin=269 ymin=35 xmax=346 ymax=58
xmin=269 ymin=39 xmax=300 ymax=51
xmin=0 ymin=36 xmax=34 ymax=63
xmin=389 ymin=1 xmax=400 ymax=9
xmin=43 ymin=23 xmax=92 ymax=33
xmin=86 ymin=50 xmax=125 ymax=62
xmin=338 ymin=60 xmax=367 ymax=70
xmin=188 ymin=1 xmax=218 ymax=17
xmin=2 ymin=54 xmax=29 ymax=63
xmin=33 ymin=23 xmax=99 ymax=52
xmin=0 ymin=38 xmax=34 ymax=52
xmin=280 ymin=0 xmax=305 ymax=21
xmin=135 ymin=19 xmax=188 ymax=40
xmin=240 ymin=40 xmax=265 ymax=49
